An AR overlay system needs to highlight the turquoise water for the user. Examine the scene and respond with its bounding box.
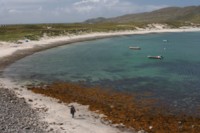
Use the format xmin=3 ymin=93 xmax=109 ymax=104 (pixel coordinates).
xmin=3 ymin=32 xmax=200 ymax=115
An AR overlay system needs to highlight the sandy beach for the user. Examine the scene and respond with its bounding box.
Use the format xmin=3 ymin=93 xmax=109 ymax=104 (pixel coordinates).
xmin=1 ymin=26 xmax=200 ymax=133
xmin=1 ymin=26 xmax=200 ymax=69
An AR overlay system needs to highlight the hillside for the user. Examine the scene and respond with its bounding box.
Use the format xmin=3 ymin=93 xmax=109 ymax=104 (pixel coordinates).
xmin=85 ymin=6 xmax=200 ymax=24
xmin=1 ymin=6 xmax=200 ymax=42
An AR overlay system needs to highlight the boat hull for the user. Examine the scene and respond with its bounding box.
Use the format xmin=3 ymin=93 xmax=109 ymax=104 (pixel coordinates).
xmin=147 ymin=56 xmax=163 ymax=59
xmin=129 ymin=47 xmax=141 ymax=50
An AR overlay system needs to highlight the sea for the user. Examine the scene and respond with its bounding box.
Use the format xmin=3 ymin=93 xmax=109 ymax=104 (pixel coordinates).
xmin=3 ymin=31 xmax=200 ymax=115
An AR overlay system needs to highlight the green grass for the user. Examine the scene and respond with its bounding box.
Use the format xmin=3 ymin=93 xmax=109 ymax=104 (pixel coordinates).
xmin=0 ymin=24 xmax=43 ymax=41
xmin=0 ymin=23 xmax=137 ymax=42
xmin=0 ymin=22 xmax=197 ymax=42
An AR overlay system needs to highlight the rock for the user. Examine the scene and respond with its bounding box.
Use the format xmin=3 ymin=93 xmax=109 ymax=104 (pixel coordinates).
xmin=28 ymin=99 xmax=33 ymax=102
xmin=25 ymin=127 xmax=31 ymax=130
xmin=14 ymin=88 xmax=19 ymax=90
xmin=48 ymin=128 xmax=54 ymax=132
xmin=149 ymin=126 xmax=153 ymax=130
xmin=138 ymin=130 xmax=146 ymax=133
xmin=60 ymin=127 xmax=65 ymax=130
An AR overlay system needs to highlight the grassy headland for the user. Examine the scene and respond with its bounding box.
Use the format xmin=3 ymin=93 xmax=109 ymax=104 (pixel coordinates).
xmin=0 ymin=23 xmax=138 ymax=42
xmin=0 ymin=21 xmax=191 ymax=42
xmin=28 ymin=82 xmax=200 ymax=133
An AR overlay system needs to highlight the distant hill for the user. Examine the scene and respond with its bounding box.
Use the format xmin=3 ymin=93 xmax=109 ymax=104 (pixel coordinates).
xmin=84 ymin=17 xmax=107 ymax=24
xmin=84 ymin=6 xmax=200 ymax=24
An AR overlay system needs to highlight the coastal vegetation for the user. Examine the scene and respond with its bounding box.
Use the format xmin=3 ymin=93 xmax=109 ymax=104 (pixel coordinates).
xmin=0 ymin=6 xmax=199 ymax=42
xmin=28 ymin=82 xmax=200 ymax=133
xmin=0 ymin=21 xmax=197 ymax=42
xmin=0 ymin=23 xmax=138 ymax=42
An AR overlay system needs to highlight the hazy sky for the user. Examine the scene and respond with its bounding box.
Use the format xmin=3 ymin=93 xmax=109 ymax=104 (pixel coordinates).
xmin=1 ymin=0 xmax=200 ymax=24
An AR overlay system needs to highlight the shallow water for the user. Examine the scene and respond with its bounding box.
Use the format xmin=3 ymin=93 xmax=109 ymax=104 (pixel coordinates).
xmin=3 ymin=32 xmax=200 ymax=115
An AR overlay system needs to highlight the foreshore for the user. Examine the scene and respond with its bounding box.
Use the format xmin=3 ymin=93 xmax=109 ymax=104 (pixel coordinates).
xmin=1 ymin=27 xmax=200 ymax=133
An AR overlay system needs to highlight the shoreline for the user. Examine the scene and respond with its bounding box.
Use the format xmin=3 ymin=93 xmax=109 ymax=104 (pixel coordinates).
xmin=0 ymin=79 xmax=134 ymax=133
xmin=1 ymin=27 xmax=200 ymax=70
xmin=1 ymin=27 xmax=200 ymax=133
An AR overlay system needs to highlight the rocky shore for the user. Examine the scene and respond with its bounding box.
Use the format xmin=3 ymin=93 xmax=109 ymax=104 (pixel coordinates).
xmin=0 ymin=86 xmax=48 ymax=133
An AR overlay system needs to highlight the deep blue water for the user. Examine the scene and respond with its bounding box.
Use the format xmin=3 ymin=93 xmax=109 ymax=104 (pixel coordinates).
xmin=3 ymin=32 xmax=200 ymax=115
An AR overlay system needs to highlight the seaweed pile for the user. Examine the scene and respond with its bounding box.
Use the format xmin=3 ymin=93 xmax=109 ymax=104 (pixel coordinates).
xmin=28 ymin=82 xmax=200 ymax=133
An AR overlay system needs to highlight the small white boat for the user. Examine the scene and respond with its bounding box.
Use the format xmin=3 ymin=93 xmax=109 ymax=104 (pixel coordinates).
xmin=129 ymin=46 xmax=141 ymax=50
xmin=147 ymin=55 xmax=163 ymax=59
xmin=163 ymin=39 xmax=168 ymax=42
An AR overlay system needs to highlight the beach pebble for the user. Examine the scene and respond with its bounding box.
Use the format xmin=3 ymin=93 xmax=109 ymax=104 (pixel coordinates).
xmin=138 ymin=130 xmax=146 ymax=133
xmin=149 ymin=126 xmax=153 ymax=129
xmin=0 ymin=87 xmax=48 ymax=133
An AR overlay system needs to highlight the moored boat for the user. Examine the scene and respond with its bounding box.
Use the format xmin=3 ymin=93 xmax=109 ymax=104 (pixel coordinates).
xmin=147 ymin=55 xmax=163 ymax=59
xmin=163 ymin=39 xmax=168 ymax=42
xmin=129 ymin=46 xmax=141 ymax=50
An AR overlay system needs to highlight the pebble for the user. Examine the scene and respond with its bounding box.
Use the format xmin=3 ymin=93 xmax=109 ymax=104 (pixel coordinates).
xmin=0 ymin=87 xmax=48 ymax=133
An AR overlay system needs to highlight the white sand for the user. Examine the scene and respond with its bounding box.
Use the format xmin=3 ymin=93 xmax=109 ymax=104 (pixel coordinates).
xmin=0 ymin=26 xmax=200 ymax=133
xmin=1 ymin=26 xmax=200 ymax=58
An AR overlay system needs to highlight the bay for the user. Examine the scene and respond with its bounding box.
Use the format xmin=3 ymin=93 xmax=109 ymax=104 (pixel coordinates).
xmin=3 ymin=32 xmax=200 ymax=115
